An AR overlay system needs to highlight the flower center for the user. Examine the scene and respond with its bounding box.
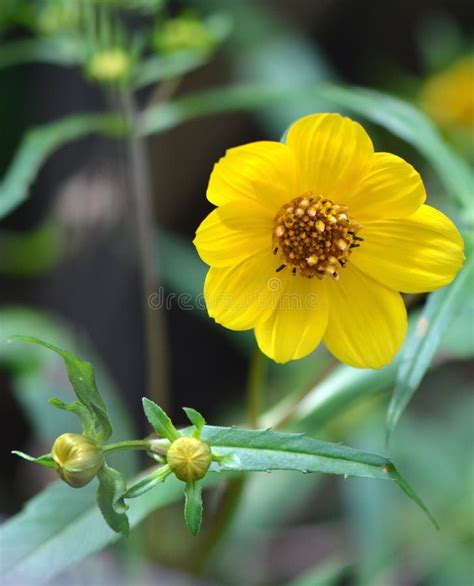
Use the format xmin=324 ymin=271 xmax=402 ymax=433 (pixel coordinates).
xmin=272 ymin=193 xmax=363 ymax=279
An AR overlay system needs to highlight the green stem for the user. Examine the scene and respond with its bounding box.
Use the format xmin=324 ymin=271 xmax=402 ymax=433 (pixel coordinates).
xmin=246 ymin=347 xmax=266 ymax=429
xmin=103 ymin=440 xmax=152 ymax=454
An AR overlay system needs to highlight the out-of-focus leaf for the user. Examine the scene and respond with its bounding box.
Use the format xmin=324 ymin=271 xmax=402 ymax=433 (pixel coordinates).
xmin=202 ymin=426 xmax=435 ymax=526
xmin=0 ymin=114 xmax=124 ymax=220
xmin=0 ymin=224 xmax=62 ymax=276
xmin=133 ymin=52 xmax=209 ymax=88
xmin=134 ymin=12 xmax=232 ymax=88
xmin=0 ymin=36 xmax=84 ymax=69
xmin=184 ymin=481 xmax=203 ymax=536
xmin=0 ymin=473 xmax=224 ymax=585
xmin=139 ymin=83 xmax=473 ymax=212
xmin=96 ymin=465 xmax=129 ymax=535
xmin=386 ymin=255 xmax=474 ymax=439
xmin=262 ymin=361 xmax=398 ymax=432
xmin=441 ymin=293 xmax=474 ymax=359
xmin=287 ymin=559 xmax=350 ymax=586
xmin=218 ymin=0 xmax=334 ymax=132
xmin=10 ymin=336 xmax=113 ymax=444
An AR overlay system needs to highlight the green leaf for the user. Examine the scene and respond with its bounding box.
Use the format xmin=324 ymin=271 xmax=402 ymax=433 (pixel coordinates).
xmin=183 ymin=406 xmax=206 ymax=436
xmin=387 ymin=255 xmax=474 ymax=439
xmin=96 ymin=465 xmax=129 ymax=535
xmin=11 ymin=451 xmax=56 ymax=469
xmin=0 ymin=36 xmax=84 ymax=70
xmin=9 ymin=336 xmax=112 ymax=443
xmin=202 ymin=425 xmax=436 ymax=527
xmin=133 ymin=52 xmax=209 ymax=88
xmin=48 ymin=396 xmax=95 ymax=437
xmin=142 ymin=397 xmax=180 ymax=441
xmin=0 ymin=473 xmax=225 ymax=584
xmin=139 ymin=83 xmax=473 ymax=212
xmin=184 ymin=481 xmax=203 ymax=536
xmin=0 ymin=114 xmax=124 ymax=220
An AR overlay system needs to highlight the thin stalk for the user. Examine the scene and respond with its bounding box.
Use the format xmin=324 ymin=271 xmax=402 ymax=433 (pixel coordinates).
xmin=121 ymin=91 xmax=170 ymax=410
xmin=103 ymin=439 xmax=152 ymax=454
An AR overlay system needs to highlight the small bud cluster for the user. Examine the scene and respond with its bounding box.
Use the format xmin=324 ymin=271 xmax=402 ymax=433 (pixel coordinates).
xmin=272 ymin=193 xmax=363 ymax=279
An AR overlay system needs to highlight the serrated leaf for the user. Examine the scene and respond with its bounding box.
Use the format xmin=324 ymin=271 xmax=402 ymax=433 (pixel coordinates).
xmin=11 ymin=451 xmax=56 ymax=469
xmin=139 ymin=83 xmax=473 ymax=212
xmin=10 ymin=337 xmax=112 ymax=443
xmin=184 ymin=481 xmax=203 ymax=536
xmin=0 ymin=114 xmax=124 ymax=220
xmin=142 ymin=397 xmax=180 ymax=441
xmin=387 ymin=255 xmax=474 ymax=439
xmin=96 ymin=465 xmax=129 ymax=535
xmin=201 ymin=426 xmax=436 ymax=527
xmin=183 ymin=406 xmax=206 ymax=435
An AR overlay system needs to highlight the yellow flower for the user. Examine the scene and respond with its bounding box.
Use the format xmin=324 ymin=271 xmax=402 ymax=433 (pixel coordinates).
xmin=420 ymin=57 xmax=474 ymax=133
xmin=193 ymin=114 xmax=464 ymax=368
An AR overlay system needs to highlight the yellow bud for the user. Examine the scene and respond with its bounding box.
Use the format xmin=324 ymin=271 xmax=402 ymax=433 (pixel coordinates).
xmin=51 ymin=433 xmax=103 ymax=488
xmin=87 ymin=49 xmax=131 ymax=84
xmin=166 ymin=436 xmax=212 ymax=482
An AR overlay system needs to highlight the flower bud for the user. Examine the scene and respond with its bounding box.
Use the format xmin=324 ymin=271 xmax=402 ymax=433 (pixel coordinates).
xmin=86 ymin=49 xmax=131 ymax=85
xmin=166 ymin=436 xmax=212 ymax=482
xmin=51 ymin=433 xmax=104 ymax=488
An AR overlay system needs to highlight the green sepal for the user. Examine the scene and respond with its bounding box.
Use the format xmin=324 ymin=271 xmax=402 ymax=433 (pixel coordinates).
xmin=142 ymin=398 xmax=180 ymax=442
xmin=11 ymin=451 xmax=56 ymax=469
xmin=48 ymin=397 xmax=95 ymax=438
xmin=184 ymin=481 xmax=203 ymax=536
xmin=124 ymin=465 xmax=172 ymax=499
xmin=183 ymin=407 xmax=206 ymax=437
xmin=10 ymin=337 xmax=112 ymax=444
xmin=96 ymin=465 xmax=129 ymax=536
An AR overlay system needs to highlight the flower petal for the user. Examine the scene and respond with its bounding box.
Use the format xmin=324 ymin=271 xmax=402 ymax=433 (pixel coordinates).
xmin=346 ymin=152 xmax=426 ymax=221
xmin=286 ymin=113 xmax=374 ymax=199
xmin=204 ymin=249 xmax=287 ymax=331
xmin=323 ymin=265 xmax=407 ymax=369
xmin=351 ymin=205 xmax=465 ymax=293
xmin=255 ymin=276 xmax=328 ymax=363
xmin=207 ymin=141 xmax=299 ymax=212
xmin=194 ymin=200 xmax=272 ymax=267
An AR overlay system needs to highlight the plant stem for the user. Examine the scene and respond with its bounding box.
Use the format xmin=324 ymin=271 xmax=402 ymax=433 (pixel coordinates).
xmin=246 ymin=347 xmax=266 ymax=429
xmin=103 ymin=440 xmax=152 ymax=454
xmin=121 ymin=91 xmax=170 ymax=410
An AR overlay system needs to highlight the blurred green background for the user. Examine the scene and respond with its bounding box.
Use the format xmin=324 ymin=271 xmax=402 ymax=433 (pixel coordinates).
xmin=0 ymin=1 xmax=473 ymax=585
